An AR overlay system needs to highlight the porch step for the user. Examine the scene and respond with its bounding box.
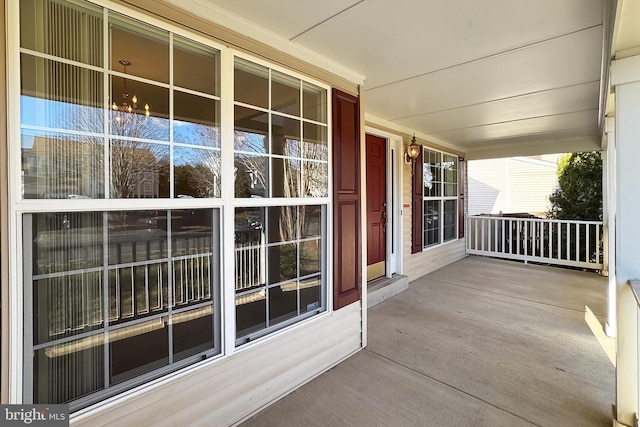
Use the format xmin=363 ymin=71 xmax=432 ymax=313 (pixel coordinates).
xmin=367 ymin=274 xmax=409 ymax=308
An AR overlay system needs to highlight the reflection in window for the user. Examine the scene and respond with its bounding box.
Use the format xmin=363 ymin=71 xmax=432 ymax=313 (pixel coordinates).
xmin=174 ymin=91 xmax=220 ymax=147
xmin=234 ymin=58 xmax=268 ymax=109
xmin=173 ymin=35 xmax=219 ymax=96
xmin=233 ymin=57 xmax=328 ymax=345
xmin=20 ymin=0 xmax=103 ymax=67
xmin=424 ymin=200 xmax=440 ymax=247
xmin=422 ymin=148 xmax=458 ymax=248
xmin=234 ymin=154 xmax=268 ymax=198
xmin=109 ymin=140 xmax=169 ymax=198
xmin=443 ymin=200 xmax=457 ymax=241
xmin=109 ymin=12 xmax=170 ymax=84
xmin=234 ymin=58 xmax=328 ymax=200
xmin=272 ymin=70 xmax=300 ymax=116
xmin=21 ymin=54 xmax=104 ymax=133
xmin=174 ymin=146 xmax=221 ymax=198
xmin=302 ymin=82 xmax=327 ymax=123
xmin=235 ymin=206 xmax=325 ymax=344
xmin=22 ymin=131 xmax=105 ymax=199
xmin=25 ymin=209 xmax=220 ymax=405
xmin=234 ymin=106 xmax=268 ymax=153
xmin=19 ymin=1 xmax=221 ymax=200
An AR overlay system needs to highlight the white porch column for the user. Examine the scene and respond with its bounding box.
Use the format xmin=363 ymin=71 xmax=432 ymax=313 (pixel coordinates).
xmin=611 ymin=54 xmax=640 ymax=426
xmin=604 ymin=117 xmax=617 ymax=338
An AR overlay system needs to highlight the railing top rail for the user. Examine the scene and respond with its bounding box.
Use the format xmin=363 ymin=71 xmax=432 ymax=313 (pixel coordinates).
xmin=466 ymin=215 xmax=603 ymax=225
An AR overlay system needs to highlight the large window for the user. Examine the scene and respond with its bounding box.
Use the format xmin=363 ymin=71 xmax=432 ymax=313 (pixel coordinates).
xmin=13 ymin=0 xmax=330 ymax=410
xmin=423 ymin=148 xmax=458 ymax=248
xmin=233 ymin=58 xmax=328 ymax=345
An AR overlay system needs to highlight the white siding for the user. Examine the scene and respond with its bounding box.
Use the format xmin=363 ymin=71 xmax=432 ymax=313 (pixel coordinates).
xmin=72 ymin=304 xmax=362 ymax=426
xmin=468 ymin=156 xmax=560 ymax=216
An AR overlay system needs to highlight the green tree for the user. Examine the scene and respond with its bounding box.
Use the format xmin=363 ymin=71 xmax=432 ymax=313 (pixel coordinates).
xmin=548 ymin=152 xmax=602 ymax=220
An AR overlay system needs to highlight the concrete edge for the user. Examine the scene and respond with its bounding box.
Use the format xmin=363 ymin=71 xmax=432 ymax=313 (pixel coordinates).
xmin=367 ymin=275 xmax=409 ymax=309
xmin=585 ymin=305 xmax=616 ymax=367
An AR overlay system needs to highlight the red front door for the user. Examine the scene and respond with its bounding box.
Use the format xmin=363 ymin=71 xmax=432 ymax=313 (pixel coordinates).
xmin=366 ymin=134 xmax=386 ymax=281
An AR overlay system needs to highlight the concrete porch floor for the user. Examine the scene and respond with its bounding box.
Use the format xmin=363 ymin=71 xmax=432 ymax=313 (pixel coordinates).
xmin=242 ymin=256 xmax=614 ymax=427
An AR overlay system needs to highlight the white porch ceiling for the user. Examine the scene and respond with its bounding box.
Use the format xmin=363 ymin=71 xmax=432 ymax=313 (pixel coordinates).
xmin=167 ymin=0 xmax=606 ymax=157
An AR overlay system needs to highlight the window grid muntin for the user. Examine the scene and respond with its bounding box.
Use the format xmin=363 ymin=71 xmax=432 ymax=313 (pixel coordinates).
xmin=423 ymin=148 xmax=458 ymax=249
xmin=232 ymin=56 xmax=328 ymax=345
xmin=24 ymin=208 xmax=221 ymax=407
xmin=19 ymin=9 xmax=222 ymax=201
xmin=13 ymin=0 xmax=331 ymax=410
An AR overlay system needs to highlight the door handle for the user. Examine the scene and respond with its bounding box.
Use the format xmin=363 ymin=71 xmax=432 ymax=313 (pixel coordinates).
xmin=381 ymin=210 xmax=387 ymax=232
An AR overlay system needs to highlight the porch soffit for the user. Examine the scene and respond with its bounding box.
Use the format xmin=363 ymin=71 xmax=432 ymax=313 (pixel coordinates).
xmin=162 ymin=0 xmax=606 ymax=157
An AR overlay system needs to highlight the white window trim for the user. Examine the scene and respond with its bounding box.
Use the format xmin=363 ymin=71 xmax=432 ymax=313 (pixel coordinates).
xmin=421 ymin=147 xmax=459 ymax=251
xmin=6 ymin=0 xmax=334 ymax=408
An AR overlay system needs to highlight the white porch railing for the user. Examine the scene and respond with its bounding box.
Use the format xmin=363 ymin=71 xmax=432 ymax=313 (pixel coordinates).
xmin=466 ymin=215 xmax=604 ymax=270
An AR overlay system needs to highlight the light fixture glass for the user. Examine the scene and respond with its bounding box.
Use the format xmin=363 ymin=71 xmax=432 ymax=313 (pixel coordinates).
xmin=406 ymin=134 xmax=421 ymax=162
xmin=112 ymin=59 xmax=150 ymax=116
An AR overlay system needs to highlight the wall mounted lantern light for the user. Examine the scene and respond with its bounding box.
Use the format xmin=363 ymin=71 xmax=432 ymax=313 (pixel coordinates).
xmin=405 ymin=134 xmax=421 ymax=164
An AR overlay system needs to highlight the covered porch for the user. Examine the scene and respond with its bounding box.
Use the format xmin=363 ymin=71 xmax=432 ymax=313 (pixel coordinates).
xmin=243 ymin=256 xmax=613 ymax=426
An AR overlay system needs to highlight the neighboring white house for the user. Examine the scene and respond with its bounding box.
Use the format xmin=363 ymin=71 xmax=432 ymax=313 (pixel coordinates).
xmin=468 ymin=154 xmax=563 ymax=217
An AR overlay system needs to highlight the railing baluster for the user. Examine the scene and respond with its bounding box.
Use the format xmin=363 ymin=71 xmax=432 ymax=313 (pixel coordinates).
xmin=586 ymin=224 xmax=590 ymax=264
xmin=575 ymin=223 xmax=580 ymax=262
xmin=509 ymin=219 xmax=513 ymax=254
xmin=566 ymin=222 xmax=570 ymax=261
xmin=464 ymin=216 xmax=603 ymax=270
xmin=474 ymin=218 xmax=478 ymax=251
xmin=548 ymin=220 xmax=552 ymax=260
xmin=596 ymin=223 xmax=600 ymax=267
xmin=524 ymin=220 xmax=528 ymax=262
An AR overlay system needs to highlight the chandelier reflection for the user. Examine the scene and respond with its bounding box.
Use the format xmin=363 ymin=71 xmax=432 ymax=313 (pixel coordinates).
xmin=111 ymin=59 xmax=150 ymax=118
